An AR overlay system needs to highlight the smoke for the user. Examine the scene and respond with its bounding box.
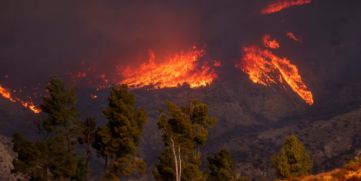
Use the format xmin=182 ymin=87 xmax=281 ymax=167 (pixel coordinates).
xmin=0 ymin=0 xmax=361 ymax=106
xmin=0 ymin=0 xmax=204 ymax=88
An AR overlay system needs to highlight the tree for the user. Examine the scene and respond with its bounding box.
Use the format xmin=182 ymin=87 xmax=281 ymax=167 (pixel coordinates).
xmin=41 ymin=76 xmax=82 ymax=180
xmin=207 ymin=149 xmax=238 ymax=181
xmin=93 ymin=84 xmax=147 ymax=180
xmin=345 ymin=154 xmax=361 ymax=168
xmin=272 ymin=135 xmax=313 ymax=179
xmin=154 ymin=101 xmax=217 ymax=181
xmin=12 ymin=133 xmax=49 ymax=181
xmin=12 ymin=76 xmax=84 ymax=180
xmin=78 ymin=117 xmax=97 ymax=179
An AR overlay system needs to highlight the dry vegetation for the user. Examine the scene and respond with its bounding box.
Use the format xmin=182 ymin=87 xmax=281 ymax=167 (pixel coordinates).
xmin=286 ymin=156 xmax=361 ymax=181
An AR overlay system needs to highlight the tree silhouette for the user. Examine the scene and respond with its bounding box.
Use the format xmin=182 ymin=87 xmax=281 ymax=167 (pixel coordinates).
xmin=13 ymin=76 xmax=84 ymax=180
xmin=272 ymin=135 xmax=313 ymax=179
xmin=154 ymin=101 xmax=217 ymax=181
xmin=93 ymin=84 xmax=147 ymax=180
xmin=207 ymin=149 xmax=240 ymax=181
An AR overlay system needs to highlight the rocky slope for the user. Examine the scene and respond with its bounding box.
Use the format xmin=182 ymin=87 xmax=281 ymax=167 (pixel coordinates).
xmin=212 ymin=106 xmax=361 ymax=180
xmin=0 ymin=136 xmax=23 ymax=181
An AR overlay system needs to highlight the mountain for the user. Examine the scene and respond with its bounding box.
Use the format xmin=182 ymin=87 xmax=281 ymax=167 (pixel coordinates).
xmin=0 ymin=79 xmax=361 ymax=180
xmin=215 ymin=105 xmax=361 ymax=180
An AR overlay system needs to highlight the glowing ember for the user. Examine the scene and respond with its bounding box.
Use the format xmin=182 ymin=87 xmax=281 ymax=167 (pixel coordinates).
xmin=213 ymin=60 xmax=222 ymax=67
xmin=237 ymin=46 xmax=314 ymax=105
xmin=75 ymin=71 xmax=87 ymax=79
xmin=286 ymin=32 xmax=302 ymax=43
xmin=120 ymin=47 xmax=217 ymax=89
xmin=0 ymin=85 xmax=41 ymax=113
xmin=263 ymin=34 xmax=280 ymax=49
xmin=90 ymin=94 xmax=98 ymax=100
xmin=261 ymin=0 xmax=312 ymax=15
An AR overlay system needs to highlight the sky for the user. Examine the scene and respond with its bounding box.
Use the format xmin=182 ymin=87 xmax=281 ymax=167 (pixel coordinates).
xmin=1 ymin=0 xmax=361 ymax=105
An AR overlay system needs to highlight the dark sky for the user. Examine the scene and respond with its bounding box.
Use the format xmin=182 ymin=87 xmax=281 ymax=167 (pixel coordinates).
xmin=1 ymin=0 xmax=361 ymax=103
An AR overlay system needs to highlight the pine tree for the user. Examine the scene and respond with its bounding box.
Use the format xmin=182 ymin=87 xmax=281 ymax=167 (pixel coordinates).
xmin=79 ymin=117 xmax=97 ymax=179
xmin=154 ymin=101 xmax=217 ymax=181
xmin=207 ymin=149 xmax=238 ymax=181
xmin=12 ymin=76 xmax=84 ymax=180
xmin=272 ymin=135 xmax=313 ymax=179
xmin=41 ymin=76 xmax=82 ymax=180
xmin=93 ymin=84 xmax=147 ymax=180
xmin=12 ymin=133 xmax=49 ymax=181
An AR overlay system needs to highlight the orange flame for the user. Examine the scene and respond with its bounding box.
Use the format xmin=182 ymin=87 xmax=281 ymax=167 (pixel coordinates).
xmin=261 ymin=0 xmax=312 ymax=14
xmin=121 ymin=47 xmax=217 ymax=89
xmin=286 ymin=32 xmax=302 ymax=43
xmin=0 ymin=85 xmax=17 ymax=103
xmin=263 ymin=34 xmax=280 ymax=49
xmin=237 ymin=46 xmax=314 ymax=105
xmin=0 ymin=85 xmax=41 ymax=113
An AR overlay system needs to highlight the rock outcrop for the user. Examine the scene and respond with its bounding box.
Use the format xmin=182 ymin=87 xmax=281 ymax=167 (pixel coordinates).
xmin=0 ymin=135 xmax=22 ymax=181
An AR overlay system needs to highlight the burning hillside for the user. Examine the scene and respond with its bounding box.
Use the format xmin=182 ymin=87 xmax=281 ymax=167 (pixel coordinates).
xmin=237 ymin=38 xmax=314 ymax=105
xmin=288 ymin=162 xmax=361 ymax=181
xmin=0 ymin=85 xmax=41 ymax=114
xmin=261 ymin=0 xmax=313 ymax=14
xmin=120 ymin=47 xmax=217 ymax=89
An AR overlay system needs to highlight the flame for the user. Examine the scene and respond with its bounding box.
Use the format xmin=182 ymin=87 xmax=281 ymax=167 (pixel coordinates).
xmin=0 ymin=85 xmax=17 ymax=103
xmin=20 ymin=101 xmax=41 ymax=114
xmin=291 ymin=165 xmax=361 ymax=180
xmin=287 ymin=32 xmax=302 ymax=43
xmin=237 ymin=46 xmax=314 ymax=105
xmin=120 ymin=47 xmax=217 ymax=89
xmin=0 ymin=85 xmax=41 ymax=114
xmin=261 ymin=0 xmax=312 ymax=14
xmin=263 ymin=34 xmax=280 ymax=49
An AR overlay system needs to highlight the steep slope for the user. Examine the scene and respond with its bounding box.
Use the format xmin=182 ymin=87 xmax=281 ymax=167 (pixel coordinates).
xmin=208 ymin=106 xmax=361 ymax=180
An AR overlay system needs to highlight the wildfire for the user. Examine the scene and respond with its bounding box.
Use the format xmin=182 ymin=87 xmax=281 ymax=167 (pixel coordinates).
xmin=261 ymin=0 xmax=312 ymax=15
xmin=0 ymin=85 xmax=16 ymax=103
xmin=263 ymin=34 xmax=280 ymax=49
xmin=120 ymin=47 xmax=217 ymax=89
xmin=287 ymin=32 xmax=302 ymax=43
xmin=0 ymin=85 xmax=41 ymax=114
xmin=237 ymin=46 xmax=314 ymax=105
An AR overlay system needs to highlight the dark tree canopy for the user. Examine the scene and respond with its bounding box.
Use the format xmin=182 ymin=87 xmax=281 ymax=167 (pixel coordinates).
xmin=12 ymin=133 xmax=49 ymax=181
xmin=93 ymin=84 xmax=147 ymax=180
xmin=42 ymin=77 xmax=79 ymax=137
xmin=272 ymin=135 xmax=313 ymax=179
xmin=154 ymin=101 xmax=217 ymax=181
xmin=12 ymin=77 xmax=84 ymax=181
xmin=207 ymin=149 xmax=238 ymax=181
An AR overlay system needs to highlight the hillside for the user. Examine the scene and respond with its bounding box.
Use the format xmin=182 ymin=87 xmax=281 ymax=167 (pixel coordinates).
xmin=214 ymin=106 xmax=361 ymax=180
xmin=287 ymin=161 xmax=361 ymax=181
xmin=1 ymin=80 xmax=361 ymax=180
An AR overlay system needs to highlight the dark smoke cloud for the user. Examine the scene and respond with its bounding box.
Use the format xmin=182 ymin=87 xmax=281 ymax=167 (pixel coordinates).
xmin=0 ymin=0 xmax=206 ymax=88
xmin=0 ymin=0 xmax=361 ymax=105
